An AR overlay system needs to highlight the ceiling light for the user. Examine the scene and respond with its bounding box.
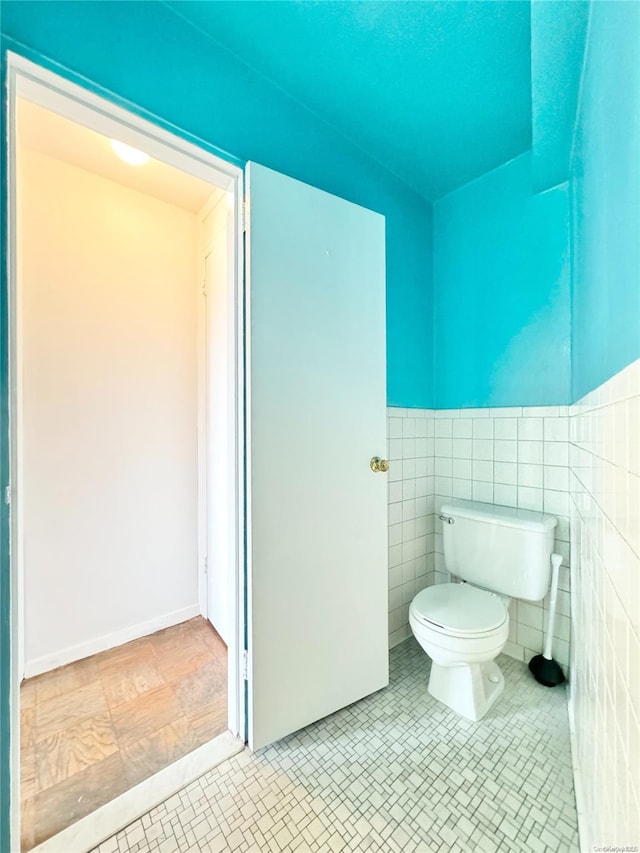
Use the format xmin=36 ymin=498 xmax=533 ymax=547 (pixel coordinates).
xmin=110 ymin=139 xmax=149 ymax=166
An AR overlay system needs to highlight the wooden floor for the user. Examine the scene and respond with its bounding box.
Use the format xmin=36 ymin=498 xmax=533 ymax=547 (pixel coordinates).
xmin=20 ymin=617 xmax=227 ymax=850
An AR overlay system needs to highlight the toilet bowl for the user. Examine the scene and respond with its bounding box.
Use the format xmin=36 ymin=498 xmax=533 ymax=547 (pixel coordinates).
xmin=410 ymin=583 xmax=509 ymax=721
xmin=409 ymin=499 xmax=557 ymax=722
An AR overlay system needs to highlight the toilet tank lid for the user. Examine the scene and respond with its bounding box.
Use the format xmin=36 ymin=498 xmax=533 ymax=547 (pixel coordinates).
xmin=441 ymin=500 xmax=557 ymax=532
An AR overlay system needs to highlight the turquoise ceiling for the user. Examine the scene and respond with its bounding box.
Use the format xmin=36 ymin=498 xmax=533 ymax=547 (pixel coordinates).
xmin=167 ymin=1 xmax=533 ymax=201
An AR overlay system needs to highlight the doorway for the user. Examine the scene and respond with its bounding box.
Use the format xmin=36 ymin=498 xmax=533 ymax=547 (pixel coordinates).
xmin=7 ymin=55 xmax=246 ymax=851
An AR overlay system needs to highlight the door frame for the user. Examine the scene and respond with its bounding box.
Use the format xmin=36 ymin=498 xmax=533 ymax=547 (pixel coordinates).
xmin=196 ymin=190 xmax=238 ymax=643
xmin=5 ymin=52 xmax=247 ymax=851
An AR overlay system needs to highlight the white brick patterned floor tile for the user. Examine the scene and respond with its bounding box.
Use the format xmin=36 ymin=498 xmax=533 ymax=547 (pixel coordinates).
xmin=91 ymin=639 xmax=579 ymax=852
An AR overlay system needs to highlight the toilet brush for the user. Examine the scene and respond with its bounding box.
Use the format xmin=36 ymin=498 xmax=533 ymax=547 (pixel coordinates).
xmin=528 ymin=553 xmax=566 ymax=687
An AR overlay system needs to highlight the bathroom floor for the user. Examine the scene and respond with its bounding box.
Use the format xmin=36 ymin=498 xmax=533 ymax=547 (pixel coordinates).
xmin=90 ymin=638 xmax=579 ymax=853
xmin=20 ymin=617 xmax=227 ymax=850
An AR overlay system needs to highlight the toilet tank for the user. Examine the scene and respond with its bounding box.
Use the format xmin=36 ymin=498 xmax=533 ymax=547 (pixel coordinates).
xmin=440 ymin=500 xmax=557 ymax=602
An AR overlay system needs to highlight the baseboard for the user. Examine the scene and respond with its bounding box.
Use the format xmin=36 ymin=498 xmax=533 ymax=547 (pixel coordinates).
xmin=30 ymin=731 xmax=245 ymax=853
xmin=24 ymin=604 xmax=201 ymax=677
xmin=567 ymin=689 xmax=588 ymax=853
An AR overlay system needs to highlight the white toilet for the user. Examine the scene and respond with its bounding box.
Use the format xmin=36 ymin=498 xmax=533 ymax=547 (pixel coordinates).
xmin=409 ymin=500 xmax=557 ymax=721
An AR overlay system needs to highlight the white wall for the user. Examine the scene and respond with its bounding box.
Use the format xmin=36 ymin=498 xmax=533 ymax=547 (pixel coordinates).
xmin=569 ymin=358 xmax=640 ymax=849
xmin=20 ymin=150 xmax=200 ymax=675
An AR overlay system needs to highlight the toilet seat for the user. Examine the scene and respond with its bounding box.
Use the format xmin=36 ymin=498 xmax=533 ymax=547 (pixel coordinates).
xmin=410 ymin=583 xmax=507 ymax=637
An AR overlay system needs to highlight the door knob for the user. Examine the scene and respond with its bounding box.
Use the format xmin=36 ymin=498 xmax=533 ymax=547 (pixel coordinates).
xmin=370 ymin=456 xmax=390 ymax=473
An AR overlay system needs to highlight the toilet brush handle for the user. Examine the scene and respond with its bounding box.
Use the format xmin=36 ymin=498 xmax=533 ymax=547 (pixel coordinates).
xmin=544 ymin=553 xmax=563 ymax=661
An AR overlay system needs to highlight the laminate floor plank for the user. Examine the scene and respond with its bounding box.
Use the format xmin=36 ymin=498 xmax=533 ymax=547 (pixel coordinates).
xmin=20 ymin=617 xmax=228 ymax=851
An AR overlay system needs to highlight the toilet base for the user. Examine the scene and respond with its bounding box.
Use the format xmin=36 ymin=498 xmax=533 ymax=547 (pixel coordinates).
xmin=428 ymin=659 xmax=504 ymax=721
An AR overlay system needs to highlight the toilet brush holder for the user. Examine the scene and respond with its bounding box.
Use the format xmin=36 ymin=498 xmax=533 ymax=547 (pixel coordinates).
xmin=529 ymin=553 xmax=566 ymax=687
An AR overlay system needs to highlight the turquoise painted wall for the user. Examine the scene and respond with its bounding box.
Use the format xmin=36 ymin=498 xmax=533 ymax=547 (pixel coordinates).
xmin=570 ymin=1 xmax=640 ymax=401
xmin=0 ymin=0 xmax=434 ymax=409
xmin=530 ymin=0 xmax=589 ymax=194
xmin=433 ymin=153 xmax=571 ymax=409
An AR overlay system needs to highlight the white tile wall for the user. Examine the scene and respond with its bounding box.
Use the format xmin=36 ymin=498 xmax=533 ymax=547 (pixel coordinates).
xmin=51 ymin=367 xmax=635 ymax=853
xmin=569 ymin=358 xmax=640 ymax=850
xmin=430 ymin=406 xmax=572 ymax=671
xmin=387 ymin=405 xmax=572 ymax=670
xmin=388 ymin=367 xmax=639 ymax=852
xmin=387 ymin=408 xmax=434 ymax=647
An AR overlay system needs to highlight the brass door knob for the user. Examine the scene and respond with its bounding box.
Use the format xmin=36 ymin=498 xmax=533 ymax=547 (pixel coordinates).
xmin=370 ymin=456 xmax=390 ymax=473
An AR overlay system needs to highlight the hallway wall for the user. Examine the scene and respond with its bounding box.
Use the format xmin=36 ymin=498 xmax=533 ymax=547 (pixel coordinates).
xmin=20 ymin=149 xmax=200 ymax=674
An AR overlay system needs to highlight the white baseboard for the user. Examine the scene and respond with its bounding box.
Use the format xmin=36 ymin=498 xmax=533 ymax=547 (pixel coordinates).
xmin=24 ymin=604 xmax=201 ymax=677
xmin=31 ymin=730 xmax=245 ymax=853
xmin=567 ymin=690 xmax=588 ymax=853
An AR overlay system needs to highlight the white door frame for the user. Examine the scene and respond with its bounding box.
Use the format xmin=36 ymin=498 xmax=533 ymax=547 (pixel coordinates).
xmin=197 ymin=191 xmax=237 ymax=643
xmin=5 ymin=52 xmax=247 ymax=851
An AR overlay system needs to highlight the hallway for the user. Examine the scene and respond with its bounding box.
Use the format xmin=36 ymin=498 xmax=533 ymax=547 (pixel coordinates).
xmin=21 ymin=618 xmax=227 ymax=849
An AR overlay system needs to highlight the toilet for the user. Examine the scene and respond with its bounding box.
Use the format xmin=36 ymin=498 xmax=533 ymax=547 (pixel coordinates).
xmin=409 ymin=500 xmax=557 ymax=721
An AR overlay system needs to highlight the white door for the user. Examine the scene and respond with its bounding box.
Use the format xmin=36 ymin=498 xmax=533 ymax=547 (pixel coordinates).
xmin=246 ymin=162 xmax=389 ymax=750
